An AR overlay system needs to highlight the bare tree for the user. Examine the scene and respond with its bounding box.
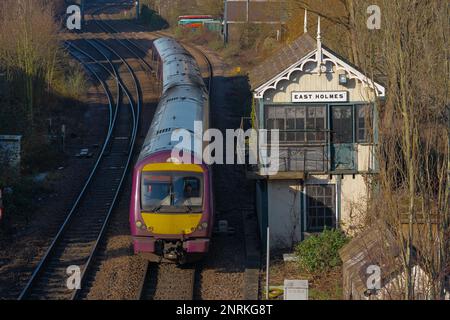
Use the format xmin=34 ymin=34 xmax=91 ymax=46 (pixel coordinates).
xmin=0 ymin=0 xmax=60 ymax=130
xmin=353 ymin=0 xmax=449 ymax=299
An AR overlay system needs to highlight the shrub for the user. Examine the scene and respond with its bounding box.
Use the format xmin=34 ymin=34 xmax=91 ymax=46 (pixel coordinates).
xmin=140 ymin=5 xmax=168 ymax=31
xmin=295 ymin=228 xmax=349 ymax=274
xmin=0 ymin=176 xmax=44 ymax=230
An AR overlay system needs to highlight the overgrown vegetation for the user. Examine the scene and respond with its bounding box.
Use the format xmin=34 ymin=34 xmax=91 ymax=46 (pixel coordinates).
xmin=0 ymin=0 xmax=86 ymax=166
xmin=266 ymin=253 xmax=343 ymax=300
xmin=295 ymin=229 xmax=349 ymax=274
xmin=0 ymin=1 xmax=88 ymax=231
xmin=139 ymin=2 xmax=168 ymax=31
xmin=349 ymin=0 xmax=449 ymax=300
xmin=0 ymin=177 xmax=45 ymax=232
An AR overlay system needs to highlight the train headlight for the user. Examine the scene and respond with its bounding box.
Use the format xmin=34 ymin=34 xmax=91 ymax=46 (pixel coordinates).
xmin=136 ymin=221 xmax=143 ymax=229
xmin=197 ymin=222 xmax=208 ymax=231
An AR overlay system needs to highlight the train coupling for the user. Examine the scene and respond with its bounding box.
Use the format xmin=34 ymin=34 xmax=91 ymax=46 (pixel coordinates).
xmin=156 ymin=240 xmax=185 ymax=262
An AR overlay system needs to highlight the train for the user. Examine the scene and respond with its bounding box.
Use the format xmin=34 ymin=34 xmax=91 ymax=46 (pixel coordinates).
xmin=129 ymin=37 xmax=213 ymax=264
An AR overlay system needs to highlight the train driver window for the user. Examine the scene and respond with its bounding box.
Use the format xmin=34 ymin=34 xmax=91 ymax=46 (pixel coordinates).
xmin=141 ymin=172 xmax=203 ymax=211
xmin=141 ymin=174 xmax=171 ymax=211
xmin=175 ymin=177 xmax=202 ymax=206
xmin=183 ymin=178 xmax=200 ymax=198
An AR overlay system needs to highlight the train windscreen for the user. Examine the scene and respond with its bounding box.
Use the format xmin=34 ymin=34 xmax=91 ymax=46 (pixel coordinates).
xmin=141 ymin=172 xmax=203 ymax=213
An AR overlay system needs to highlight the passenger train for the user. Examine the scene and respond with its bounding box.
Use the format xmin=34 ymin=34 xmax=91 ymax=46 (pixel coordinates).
xmin=129 ymin=37 xmax=213 ymax=264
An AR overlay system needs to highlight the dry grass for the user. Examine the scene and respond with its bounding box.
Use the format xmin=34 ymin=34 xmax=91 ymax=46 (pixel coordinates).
xmin=263 ymin=256 xmax=343 ymax=300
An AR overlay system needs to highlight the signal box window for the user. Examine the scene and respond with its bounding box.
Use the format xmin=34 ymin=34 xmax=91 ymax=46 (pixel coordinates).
xmin=356 ymin=104 xmax=373 ymax=143
xmin=265 ymin=106 xmax=326 ymax=143
xmin=306 ymin=184 xmax=336 ymax=232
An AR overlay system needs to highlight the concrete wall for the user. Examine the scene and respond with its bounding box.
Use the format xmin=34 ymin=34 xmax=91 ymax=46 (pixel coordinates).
xmin=357 ymin=144 xmax=375 ymax=172
xmin=267 ymin=180 xmax=302 ymax=249
xmin=266 ymin=173 xmax=370 ymax=249
xmin=339 ymin=174 xmax=368 ymax=235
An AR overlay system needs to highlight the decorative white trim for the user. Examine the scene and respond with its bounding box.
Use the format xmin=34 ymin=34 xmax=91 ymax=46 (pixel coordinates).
xmin=304 ymin=9 xmax=308 ymax=34
xmin=253 ymin=47 xmax=386 ymax=99
xmin=253 ymin=50 xmax=317 ymax=98
xmin=316 ymin=17 xmax=323 ymax=69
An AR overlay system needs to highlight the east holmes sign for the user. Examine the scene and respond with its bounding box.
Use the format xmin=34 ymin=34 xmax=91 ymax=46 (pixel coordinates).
xmin=292 ymin=91 xmax=348 ymax=103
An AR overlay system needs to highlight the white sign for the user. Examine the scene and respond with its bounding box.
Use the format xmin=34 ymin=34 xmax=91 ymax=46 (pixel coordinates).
xmin=0 ymin=135 xmax=22 ymax=170
xmin=284 ymin=279 xmax=308 ymax=300
xmin=292 ymin=91 xmax=348 ymax=103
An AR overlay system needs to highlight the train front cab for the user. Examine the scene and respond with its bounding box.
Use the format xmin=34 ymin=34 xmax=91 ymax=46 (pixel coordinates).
xmin=131 ymin=161 xmax=213 ymax=264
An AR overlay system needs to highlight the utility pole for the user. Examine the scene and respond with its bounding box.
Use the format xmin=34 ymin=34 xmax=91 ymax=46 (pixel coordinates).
xmin=266 ymin=227 xmax=270 ymax=300
xmin=246 ymin=0 xmax=250 ymax=22
xmin=136 ymin=0 xmax=140 ymax=20
xmin=80 ymin=0 xmax=85 ymax=26
xmin=447 ymin=105 xmax=449 ymax=201
xmin=223 ymin=0 xmax=228 ymax=44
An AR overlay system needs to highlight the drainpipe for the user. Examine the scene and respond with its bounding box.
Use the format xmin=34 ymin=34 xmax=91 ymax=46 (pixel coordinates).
xmin=136 ymin=0 xmax=140 ymax=20
xmin=336 ymin=175 xmax=342 ymax=229
xmin=247 ymin=0 xmax=250 ymax=22
xmin=80 ymin=0 xmax=85 ymax=26
xmin=223 ymin=0 xmax=228 ymax=44
xmin=300 ymin=179 xmax=305 ymax=241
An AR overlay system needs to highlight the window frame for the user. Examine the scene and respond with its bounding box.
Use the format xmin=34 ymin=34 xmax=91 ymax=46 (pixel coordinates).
xmin=265 ymin=105 xmax=327 ymax=144
xmin=305 ymin=184 xmax=336 ymax=232
xmin=140 ymin=171 xmax=204 ymax=213
xmin=355 ymin=104 xmax=373 ymax=143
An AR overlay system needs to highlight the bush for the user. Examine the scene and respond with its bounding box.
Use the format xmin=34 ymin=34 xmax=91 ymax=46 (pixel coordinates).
xmin=0 ymin=176 xmax=44 ymax=230
xmin=295 ymin=228 xmax=349 ymax=274
xmin=140 ymin=4 xmax=168 ymax=31
xmin=22 ymin=139 xmax=65 ymax=174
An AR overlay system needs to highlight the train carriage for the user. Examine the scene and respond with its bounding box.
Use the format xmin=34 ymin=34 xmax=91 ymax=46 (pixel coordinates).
xmin=130 ymin=38 xmax=213 ymax=264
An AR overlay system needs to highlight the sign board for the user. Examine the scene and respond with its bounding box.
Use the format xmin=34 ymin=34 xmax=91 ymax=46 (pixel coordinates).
xmin=0 ymin=135 xmax=22 ymax=172
xmin=284 ymin=279 xmax=308 ymax=300
xmin=292 ymin=91 xmax=348 ymax=103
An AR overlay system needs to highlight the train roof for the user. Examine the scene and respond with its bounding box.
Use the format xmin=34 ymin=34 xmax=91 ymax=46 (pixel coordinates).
xmin=139 ymin=85 xmax=208 ymax=161
xmin=138 ymin=37 xmax=209 ymax=163
xmin=154 ymin=37 xmax=206 ymax=94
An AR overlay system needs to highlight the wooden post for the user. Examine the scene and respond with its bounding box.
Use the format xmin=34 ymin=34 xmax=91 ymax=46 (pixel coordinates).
xmin=80 ymin=0 xmax=85 ymax=26
xmin=136 ymin=0 xmax=140 ymax=20
xmin=266 ymin=226 xmax=270 ymax=300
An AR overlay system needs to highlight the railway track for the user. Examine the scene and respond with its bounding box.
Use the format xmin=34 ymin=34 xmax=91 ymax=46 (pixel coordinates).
xmin=97 ymin=6 xmax=215 ymax=301
xmin=98 ymin=3 xmax=213 ymax=89
xmin=18 ymin=3 xmax=213 ymax=300
xmin=138 ymin=263 xmax=197 ymax=300
xmin=18 ymin=11 xmax=142 ymax=301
